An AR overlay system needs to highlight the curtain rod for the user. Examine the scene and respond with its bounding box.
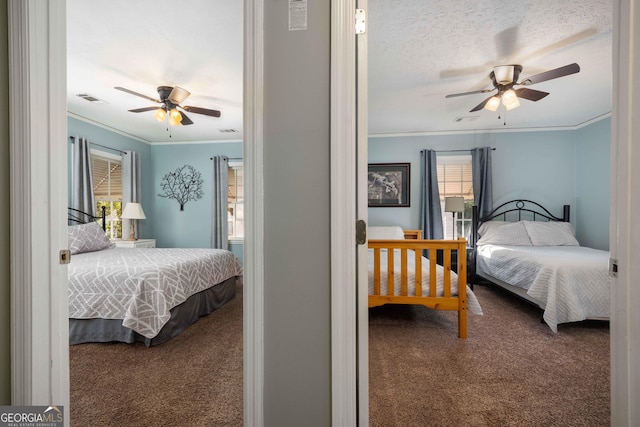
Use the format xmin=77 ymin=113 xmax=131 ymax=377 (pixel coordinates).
xmin=210 ymin=157 xmax=243 ymax=160
xmin=69 ymin=136 xmax=126 ymax=155
xmin=433 ymin=148 xmax=496 ymax=153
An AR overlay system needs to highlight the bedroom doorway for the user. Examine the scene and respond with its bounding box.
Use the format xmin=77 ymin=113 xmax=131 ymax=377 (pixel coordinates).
xmin=65 ymin=2 xmax=246 ymax=425
xmin=357 ymin=0 xmax=635 ymax=424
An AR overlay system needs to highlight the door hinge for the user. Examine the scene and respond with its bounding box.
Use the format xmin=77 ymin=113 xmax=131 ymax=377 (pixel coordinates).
xmin=609 ymin=258 xmax=618 ymax=278
xmin=355 ymin=9 xmax=366 ymax=34
xmin=356 ymin=219 xmax=367 ymax=245
xmin=59 ymin=249 xmax=71 ymax=265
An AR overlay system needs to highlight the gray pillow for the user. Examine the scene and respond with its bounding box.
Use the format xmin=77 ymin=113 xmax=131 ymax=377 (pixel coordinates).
xmin=68 ymin=222 xmax=114 ymax=254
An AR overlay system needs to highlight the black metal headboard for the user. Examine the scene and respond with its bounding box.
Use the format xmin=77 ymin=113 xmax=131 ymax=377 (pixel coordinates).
xmin=68 ymin=206 xmax=106 ymax=231
xmin=469 ymin=200 xmax=570 ymax=285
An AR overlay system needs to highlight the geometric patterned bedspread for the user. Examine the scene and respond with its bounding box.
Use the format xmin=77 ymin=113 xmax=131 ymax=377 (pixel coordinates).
xmin=69 ymin=247 xmax=243 ymax=338
xmin=477 ymin=244 xmax=610 ymax=332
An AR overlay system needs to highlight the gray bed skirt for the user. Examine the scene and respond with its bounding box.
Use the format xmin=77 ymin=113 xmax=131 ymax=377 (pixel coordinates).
xmin=69 ymin=276 xmax=238 ymax=347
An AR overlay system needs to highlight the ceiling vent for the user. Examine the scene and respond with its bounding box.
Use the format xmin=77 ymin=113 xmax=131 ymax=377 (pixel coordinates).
xmin=219 ymin=129 xmax=238 ymax=133
xmin=454 ymin=116 xmax=479 ymax=123
xmin=77 ymin=93 xmax=106 ymax=104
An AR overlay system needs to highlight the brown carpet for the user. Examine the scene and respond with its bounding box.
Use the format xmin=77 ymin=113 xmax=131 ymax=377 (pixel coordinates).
xmin=70 ymin=282 xmax=609 ymax=427
xmin=369 ymin=284 xmax=610 ymax=427
xmin=69 ymin=282 xmax=243 ymax=427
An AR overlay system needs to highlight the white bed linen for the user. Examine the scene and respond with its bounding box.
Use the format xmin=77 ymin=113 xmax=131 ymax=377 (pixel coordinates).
xmin=476 ymin=244 xmax=610 ymax=332
xmin=69 ymin=247 xmax=243 ymax=338
xmin=368 ymin=249 xmax=483 ymax=315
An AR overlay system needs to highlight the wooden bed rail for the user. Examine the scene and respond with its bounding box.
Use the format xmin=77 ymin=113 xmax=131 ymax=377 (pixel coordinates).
xmin=368 ymin=237 xmax=468 ymax=338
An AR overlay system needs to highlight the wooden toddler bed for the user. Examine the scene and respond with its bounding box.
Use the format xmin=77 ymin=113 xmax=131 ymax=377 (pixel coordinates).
xmin=368 ymin=226 xmax=483 ymax=339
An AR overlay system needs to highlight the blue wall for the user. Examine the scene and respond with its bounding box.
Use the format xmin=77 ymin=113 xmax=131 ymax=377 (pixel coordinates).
xmin=70 ymin=115 xmax=610 ymax=256
xmin=68 ymin=117 xmax=154 ymax=238
xmin=68 ymin=117 xmax=244 ymax=261
xmin=575 ymin=119 xmax=611 ymax=250
xmin=150 ymin=143 xmax=242 ymax=252
xmin=368 ymin=118 xmax=611 ymax=250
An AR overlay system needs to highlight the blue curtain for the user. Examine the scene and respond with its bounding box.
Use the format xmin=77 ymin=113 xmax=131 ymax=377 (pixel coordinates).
xmin=122 ymin=151 xmax=142 ymax=239
xmin=419 ymin=149 xmax=443 ymax=239
xmin=471 ymin=147 xmax=493 ymax=218
xmin=71 ymin=137 xmax=95 ymax=219
xmin=211 ymin=156 xmax=229 ymax=249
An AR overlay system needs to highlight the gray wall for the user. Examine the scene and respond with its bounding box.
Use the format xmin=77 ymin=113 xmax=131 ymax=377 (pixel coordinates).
xmin=263 ymin=1 xmax=331 ymax=425
xmin=0 ymin=0 xmax=10 ymax=405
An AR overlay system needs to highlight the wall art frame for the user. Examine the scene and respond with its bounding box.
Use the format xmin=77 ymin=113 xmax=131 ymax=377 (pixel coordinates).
xmin=367 ymin=163 xmax=410 ymax=207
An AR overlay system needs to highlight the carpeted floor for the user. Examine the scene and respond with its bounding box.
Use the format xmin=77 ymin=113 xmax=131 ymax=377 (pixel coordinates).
xmin=70 ymin=282 xmax=244 ymax=427
xmin=369 ymin=283 xmax=610 ymax=427
xmin=70 ymin=281 xmax=609 ymax=426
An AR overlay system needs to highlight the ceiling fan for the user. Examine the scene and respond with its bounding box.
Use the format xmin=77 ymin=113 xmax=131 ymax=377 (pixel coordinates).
xmin=445 ymin=63 xmax=580 ymax=113
xmin=114 ymin=85 xmax=221 ymax=126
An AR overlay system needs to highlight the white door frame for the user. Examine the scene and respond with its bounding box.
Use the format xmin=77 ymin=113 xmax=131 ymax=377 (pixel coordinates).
xmin=8 ymin=0 xmax=69 ymax=413
xmin=610 ymin=0 xmax=640 ymax=424
xmin=243 ymin=1 xmax=264 ymax=425
xmin=356 ymin=0 xmax=370 ymax=424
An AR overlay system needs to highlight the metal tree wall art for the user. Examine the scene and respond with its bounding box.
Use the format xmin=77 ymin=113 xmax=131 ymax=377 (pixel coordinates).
xmin=158 ymin=164 xmax=204 ymax=211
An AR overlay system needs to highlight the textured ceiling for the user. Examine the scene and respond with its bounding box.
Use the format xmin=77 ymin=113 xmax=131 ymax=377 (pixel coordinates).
xmin=67 ymin=0 xmax=612 ymax=143
xmin=368 ymin=0 xmax=612 ymax=134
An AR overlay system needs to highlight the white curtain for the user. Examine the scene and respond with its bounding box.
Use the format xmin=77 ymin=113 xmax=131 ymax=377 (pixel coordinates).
xmin=122 ymin=151 xmax=142 ymax=239
xmin=71 ymin=137 xmax=95 ymax=220
xmin=211 ymin=156 xmax=229 ymax=249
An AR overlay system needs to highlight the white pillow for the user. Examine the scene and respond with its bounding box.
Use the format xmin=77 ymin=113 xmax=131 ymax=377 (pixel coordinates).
xmin=523 ymin=221 xmax=580 ymax=246
xmin=478 ymin=220 xmax=509 ymax=236
xmin=68 ymin=222 xmax=114 ymax=254
xmin=476 ymin=221 xmax=532 ymax=246
xmin=368 ymin=226 xmax=405 ymax=240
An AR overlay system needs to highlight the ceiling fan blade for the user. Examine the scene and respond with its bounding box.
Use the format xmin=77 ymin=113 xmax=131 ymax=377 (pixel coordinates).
xmin=515 ymin=87 xmax=549 ymax=102
xmin=168 ymin=86 xmax=191 ymax=104
xmin=183 ymin=105 xmax=222 ymax=117
xmin=518 ymin=63 xmax=580 ymax=86
xmin=445 ymin=89 xmax=493 ymax=99
xmin=469 ymin=95 xmax=495 ymax=112
xmin=179 ymin=111 xmax=194 ymax=125
xmin=114 ymin=86 xmax=161 ymax=103
xmin=128 ymin=106 xmax=160 ymax=113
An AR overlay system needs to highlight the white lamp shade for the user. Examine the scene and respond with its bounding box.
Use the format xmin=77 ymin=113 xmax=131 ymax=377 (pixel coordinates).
xmin=444 ymin=196 xmax=465 ymax=213
xmin=121 ymin=202 xmax=146 ymax=220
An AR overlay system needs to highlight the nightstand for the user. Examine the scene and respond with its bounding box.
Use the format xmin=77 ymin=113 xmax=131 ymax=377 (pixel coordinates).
xmin=113 ymin=239 xmax=156 ymax=248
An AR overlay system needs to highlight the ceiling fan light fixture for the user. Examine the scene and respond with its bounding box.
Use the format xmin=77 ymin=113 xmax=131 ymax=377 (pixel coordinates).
xmin=153 ymin=108 xmax=167 ymax=122
xmin=493 ymin=65 xmax=514 ymax=85
xmin=168 ymin=108 xmax=183 ymax=126
xmin=502 ymin=89 xmax=520 ymax=110
xmin=484 ymin=96 xmax=500 ymax=112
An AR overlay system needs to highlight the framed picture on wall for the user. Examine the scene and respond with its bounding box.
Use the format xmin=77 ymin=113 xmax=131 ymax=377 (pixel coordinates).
xmin=368 ymin=163 xmax=410 ymax=207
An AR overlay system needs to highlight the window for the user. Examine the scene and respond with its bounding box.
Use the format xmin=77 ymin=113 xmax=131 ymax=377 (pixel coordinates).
xmin=228 ymin=163 xmax=244 ymax=239
xmin=91 ymin=150 xmax=122 ymax=239
xmin=437 ymin=155 xmax=474 ymax=240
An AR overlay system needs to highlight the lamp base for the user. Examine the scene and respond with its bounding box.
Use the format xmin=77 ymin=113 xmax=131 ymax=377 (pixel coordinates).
xmin=127 ymin=220 xmax=138 ymax=241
